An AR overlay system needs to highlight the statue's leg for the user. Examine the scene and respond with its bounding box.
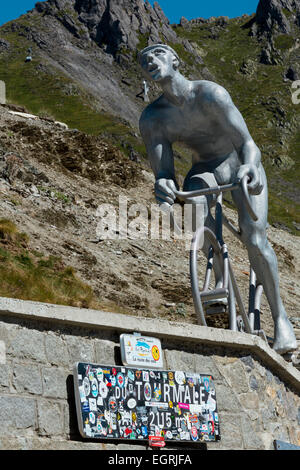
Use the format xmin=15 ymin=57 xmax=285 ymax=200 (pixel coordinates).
xmin=232 ymin=166 xmax=297 ymax=354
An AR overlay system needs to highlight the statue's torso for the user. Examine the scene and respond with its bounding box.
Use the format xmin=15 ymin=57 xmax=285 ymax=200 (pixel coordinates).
xmin=147 ymin=81 xmax=239 ymax=170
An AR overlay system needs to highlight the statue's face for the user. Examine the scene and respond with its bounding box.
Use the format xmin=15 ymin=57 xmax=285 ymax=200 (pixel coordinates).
xmin=140 ymin=46 xmax=177 ymax=82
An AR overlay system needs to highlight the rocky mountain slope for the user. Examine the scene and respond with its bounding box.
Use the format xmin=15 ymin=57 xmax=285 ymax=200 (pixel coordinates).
xmin=0 ymin=0 xmax=299 ymax=232
xmin=0 ymin=1 xmax=299 ymax=362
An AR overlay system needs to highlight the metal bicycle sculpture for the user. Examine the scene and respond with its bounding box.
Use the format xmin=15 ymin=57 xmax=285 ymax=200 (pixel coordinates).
xmin=168 ymin=175 xmax=267 ymax=341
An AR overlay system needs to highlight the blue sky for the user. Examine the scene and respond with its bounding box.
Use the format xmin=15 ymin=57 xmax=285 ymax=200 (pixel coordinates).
xmin=0 ymin=0 xmax=259 ymax=27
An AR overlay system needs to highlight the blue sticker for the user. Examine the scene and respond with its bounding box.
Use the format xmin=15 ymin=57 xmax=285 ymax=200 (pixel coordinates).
xmin=82 ymin=401 xmax=90 ymax=412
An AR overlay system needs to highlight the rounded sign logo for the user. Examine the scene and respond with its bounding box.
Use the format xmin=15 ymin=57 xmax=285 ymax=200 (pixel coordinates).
xmin=152 ymin=345 xmax=160 ymax=361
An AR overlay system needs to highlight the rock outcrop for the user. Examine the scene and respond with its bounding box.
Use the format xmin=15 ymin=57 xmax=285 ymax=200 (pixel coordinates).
xmin=34 ymin=0 xmax=178 ymax=54
xmin=253 ymin=0 xmax=300 ymax=35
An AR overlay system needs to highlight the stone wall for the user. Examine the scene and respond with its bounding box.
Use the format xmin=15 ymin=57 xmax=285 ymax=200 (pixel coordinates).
xmin=0 ymin=297 xmax=299 ymax=450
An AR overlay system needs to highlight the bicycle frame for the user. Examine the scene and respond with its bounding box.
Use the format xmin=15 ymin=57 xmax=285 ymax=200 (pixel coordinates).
xmin=169 ymin=176 xmax=266 ymax=339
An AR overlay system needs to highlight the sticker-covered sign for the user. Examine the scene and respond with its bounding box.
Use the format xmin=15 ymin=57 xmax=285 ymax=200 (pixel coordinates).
xmin=120 ymin=334 xmax=164 ymax=369
xmin=74 ymin=362 xmax=221 ymax=443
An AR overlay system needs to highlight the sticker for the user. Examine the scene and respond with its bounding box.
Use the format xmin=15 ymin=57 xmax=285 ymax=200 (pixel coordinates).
xmin=109 ymin=398 xmax=117 ymax=411
xmin=143 ymin=371 xmax=149 ymax=382
xmin=88 ymin=398 xmax=97 ymax=411
xmin=96 ymin=368 xmax=104 ymax=382
xmin=191 ymin=425 xmax=198 ymax=441
xmin=117 ymin=373 xmax=125 ymax=388
xmin=99 ymin=381 xmax=108 ymax=398
xmin=144 ymin=382 xmax=151 ymax=401
xmin=127 ymin=397 xmax=137 ymax=409
xmin=82 ymin=401 xmax=89 ymax=413
xmin=135 ymin=370 xmax=142 ymax=379
xmin=110 ymin=375 xmax=116 ymax=387
xmin=97 ymin=396 xmax=103 ymax=406
xmin=79 ymin=385 xmax=86 ymax=402
xmin=152 ymin=345 xmax=160 ymax=361
xmin=91 ymin=378 xmax=98 ymax=398
xmin=187 ymin=377 xmax=195 ymax=388
xmin=88 ymin=371 xmax=94 ymax=381
xmin=124 ymin=427 xmax=132 ymax=437
xmin=112 ymin=368 xmax=117 ymax=376
xmin=175 ymin=371 xmax=185 ymax=385
xmin=89 ymin=412 xmax=95 ymax=424
xmin=85 ymin=424 xmax=92 ymax=437
xmin=83 ymin=377 xmax=90 ymax=396
xmin=127 ymin=370 xmax=135 ymax=382
xmin=153 ymin=386 xmax=161 ymax=401
xmin=178 ymin=402 xmax=190 ymax=410
xmin=203 ymin=376 xmax=210 ymax=392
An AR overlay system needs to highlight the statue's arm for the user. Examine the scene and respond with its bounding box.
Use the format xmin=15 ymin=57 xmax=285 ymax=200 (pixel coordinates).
xmin=208 ymin=86 xmax=263 ymax=194
xmin=139 ymin=112 xmax=178 ymax=205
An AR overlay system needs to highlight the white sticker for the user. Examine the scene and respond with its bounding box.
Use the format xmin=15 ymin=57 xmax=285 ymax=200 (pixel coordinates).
xmin=91 ymin=378 xmax=99 ymax=398
xmin=89 ymin=398 xmax=97 ymax=411
xmin=83 ymin=377 xmax=90 ymax=396
xmin=79 ymin=385 xmax=86 ymax=402
xmin=96 ymin=368 xmax=104 ymax=382
xmin=99 ymin=381 xmax=108 ymax=398
xmin=175 ymin=371 xmax=185 ymax=385
xmin=85 ymin=424 xmax=92 ymax=437
xmin=127 ymin=398 xmax=137 ymax=409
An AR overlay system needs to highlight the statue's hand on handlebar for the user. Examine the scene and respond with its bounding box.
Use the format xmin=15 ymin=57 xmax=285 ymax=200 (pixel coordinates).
xmin=154 ymin=178 xmax=178 ymax=207
xmin=236 ymin=164 xmax=263 ymax=196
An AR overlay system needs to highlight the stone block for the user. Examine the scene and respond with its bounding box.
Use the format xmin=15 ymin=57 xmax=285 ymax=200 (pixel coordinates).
xmin=7 ymin=328 xmax=46 ymax=363
xmin=164 ymin=349 xmax=195 ymax=372
xmin=215 ymin=383 xmax=242 ymax=412
xmin=216 ymin=412 xmax=244 ymax=449
xmin=12 ymin=363 xmax=43 ymax=395
xmin=37 ymin=400 xmax=64 ymax=436
xmin=45 ymin=332 xmax=70 ymax=367
xmin=218 ymin=359 xmax=250 ymax=394
xmin=94 ymin=339 xmax=116 ymax=365
xmin=0 ymin=396 xmax=36 ymax=433
xmin=241 ymin=415 xmax=265 ymax=449
xmin=194 ymin=354 xmax=223 ymax=382
xmin=65 ymin=335 xmax=95 ymax=365
xmin=42 ymin=367 xmax=68 ymax=399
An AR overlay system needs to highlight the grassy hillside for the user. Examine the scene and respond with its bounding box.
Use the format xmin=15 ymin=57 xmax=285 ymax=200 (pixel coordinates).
xmin=0 ymin=19 xmax=147 ymax=159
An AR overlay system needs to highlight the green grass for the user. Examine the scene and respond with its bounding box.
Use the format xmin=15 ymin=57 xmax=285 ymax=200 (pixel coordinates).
xmin=0 ymin=218 xmax=100 ymax=308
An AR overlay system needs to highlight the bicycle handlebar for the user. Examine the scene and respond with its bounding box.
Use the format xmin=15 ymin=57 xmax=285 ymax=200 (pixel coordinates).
xmin=170 ymin=175 xmax=258 ymax=222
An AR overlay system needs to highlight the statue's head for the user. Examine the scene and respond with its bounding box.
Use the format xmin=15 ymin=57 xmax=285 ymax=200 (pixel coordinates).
xmin=138 ymin=44 xmax=180 ymax=82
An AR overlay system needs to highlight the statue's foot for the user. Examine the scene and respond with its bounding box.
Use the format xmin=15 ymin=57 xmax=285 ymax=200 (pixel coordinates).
xmin=273 ymin=317 xmax=298 ymax=355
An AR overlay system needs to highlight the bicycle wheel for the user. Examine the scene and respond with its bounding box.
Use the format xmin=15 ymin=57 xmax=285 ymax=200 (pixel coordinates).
xmin=189 ymin=226 xmax=229 ymax=327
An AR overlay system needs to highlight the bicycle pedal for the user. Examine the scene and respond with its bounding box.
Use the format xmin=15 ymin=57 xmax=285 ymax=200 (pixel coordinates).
xmin=204 ymin=305 xmax=227 ymax=315
xmin=200 ymin=288 xmax=228 ymax=303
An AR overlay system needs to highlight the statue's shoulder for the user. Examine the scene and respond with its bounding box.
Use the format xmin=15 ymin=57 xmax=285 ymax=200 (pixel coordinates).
xmin=193 ymin=80 xmax=232 ymax=106
xmin=139 ymin=96 xmax=168 ymax=131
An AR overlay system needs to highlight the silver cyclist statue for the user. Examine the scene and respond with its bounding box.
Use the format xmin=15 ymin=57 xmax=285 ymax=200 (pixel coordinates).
xmin=138 ymin=43 xmax=297 ymax=355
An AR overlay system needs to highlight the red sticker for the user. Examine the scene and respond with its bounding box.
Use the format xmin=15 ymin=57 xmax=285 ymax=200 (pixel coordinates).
xmin=149 ymin=436 xmax=166 ymax=448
